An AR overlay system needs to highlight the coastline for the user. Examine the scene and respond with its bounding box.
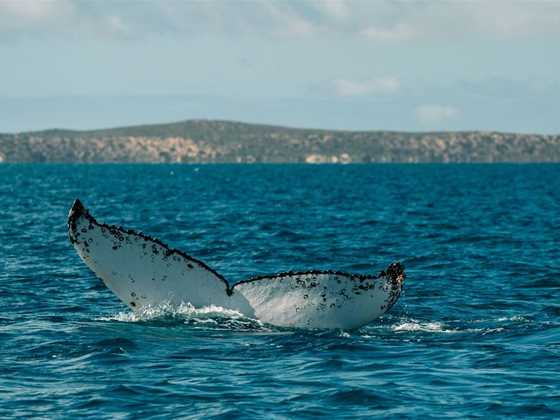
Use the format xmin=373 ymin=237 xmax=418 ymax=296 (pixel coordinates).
xmin=1 ymin=119 xmax=559 ymax=163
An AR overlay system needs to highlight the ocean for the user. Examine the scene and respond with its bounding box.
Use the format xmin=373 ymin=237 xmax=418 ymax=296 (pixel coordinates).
xmin=1 ymin=164 xmax=559 ymax=418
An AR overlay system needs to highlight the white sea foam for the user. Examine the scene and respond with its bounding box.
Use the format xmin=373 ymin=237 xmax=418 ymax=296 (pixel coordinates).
xmin=388 ymin=315 xmax=527 ymax=335
xmin=482 ymin=327 xmax=505 ymax=335
xmin=464 ymin=315 xmax=528 ymax=324
xmin=98 ymin=302 xmax=261 ymax=326
xmin=496 ymin=315 xmax=527 ymax=322
xmin=392 ymin=320 xmax=454 ymax=333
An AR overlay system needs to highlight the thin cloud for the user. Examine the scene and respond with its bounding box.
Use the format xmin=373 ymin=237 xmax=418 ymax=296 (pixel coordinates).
xmin=262 ymin=2 xmax=315 ymax=36
xmin=2 ymin=1 xmax=560 ymax=41
xmin=361 ymin=23 xmax=416 ymax=42
xmin=312 ymin=0 xmax=350 ymax=20
xmin=415 ymin=105 xmax=460 ymax=126
xmin=0 ymin=0 xmax=56 ymax=20
xmin=334 ymin=77 xmax=400 ymax=97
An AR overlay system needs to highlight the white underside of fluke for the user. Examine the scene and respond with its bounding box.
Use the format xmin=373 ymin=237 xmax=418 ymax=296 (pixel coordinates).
xmin=68 ymin=200 xmax=404 ymax=330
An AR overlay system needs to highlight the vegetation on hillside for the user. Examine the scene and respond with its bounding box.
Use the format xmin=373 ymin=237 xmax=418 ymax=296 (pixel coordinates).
xmin=1 ymin=119 xmax=559 ymax=163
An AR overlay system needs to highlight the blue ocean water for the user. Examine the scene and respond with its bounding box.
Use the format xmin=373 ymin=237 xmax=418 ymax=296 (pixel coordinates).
xmin=0 ymin=164 xmax=559 ymax=418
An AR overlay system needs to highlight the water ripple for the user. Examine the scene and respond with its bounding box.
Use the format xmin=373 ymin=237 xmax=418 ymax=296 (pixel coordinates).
xmin=0 ymin=164 xmax=559 ymax=418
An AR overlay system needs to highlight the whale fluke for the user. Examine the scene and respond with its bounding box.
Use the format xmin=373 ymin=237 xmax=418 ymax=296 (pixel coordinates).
xmin=68 ymin=199 xmax=405 ymax=330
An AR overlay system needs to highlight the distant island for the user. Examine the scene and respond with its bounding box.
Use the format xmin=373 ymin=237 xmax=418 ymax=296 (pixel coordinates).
xmin=1 ymin=119 xmax=559 ymax=163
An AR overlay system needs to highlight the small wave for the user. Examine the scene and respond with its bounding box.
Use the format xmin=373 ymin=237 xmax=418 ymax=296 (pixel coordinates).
xmin=386 ymin=315 xmax=531 ymax=336
xmin=99 ymin=302 xmax=245 ymax=322
xmin=97 ymin=303 xmax=269 ymax=331
xmin=392 ymin=320 xmax=456 ymax=333
xmin=361 ymin=317 xmax=461 ymax=335
xmin=495 ymin=315 xmax=527 ymax=322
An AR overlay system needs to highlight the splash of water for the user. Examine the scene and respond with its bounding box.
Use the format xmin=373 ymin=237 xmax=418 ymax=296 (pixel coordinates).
xmin=97 ymin=302 xmax=269 ymax=331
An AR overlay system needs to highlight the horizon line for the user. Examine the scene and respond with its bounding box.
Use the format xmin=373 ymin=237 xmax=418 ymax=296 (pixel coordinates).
xmin=3 ymin=118 xmax=557 ymax=137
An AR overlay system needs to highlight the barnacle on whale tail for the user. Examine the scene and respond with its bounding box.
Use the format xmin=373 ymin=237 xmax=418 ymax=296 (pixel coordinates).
xmin=68 ymin=199 xmax=405 ymax=330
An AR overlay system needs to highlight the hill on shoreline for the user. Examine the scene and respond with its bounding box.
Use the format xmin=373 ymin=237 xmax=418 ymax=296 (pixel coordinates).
xmin=1 ymin=119 xmax=559 ymax=163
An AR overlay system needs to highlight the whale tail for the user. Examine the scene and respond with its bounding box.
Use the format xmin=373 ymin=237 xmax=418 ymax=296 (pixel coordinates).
xmin=68 ymin=199 xmax=404 ymax=330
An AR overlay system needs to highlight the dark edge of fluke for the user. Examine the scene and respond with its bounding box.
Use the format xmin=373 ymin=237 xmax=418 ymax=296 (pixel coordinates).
xmin=68 ymin=199 xmax=405 ymax=298
xmin=68 ymin=198 xmax=233 ymax=294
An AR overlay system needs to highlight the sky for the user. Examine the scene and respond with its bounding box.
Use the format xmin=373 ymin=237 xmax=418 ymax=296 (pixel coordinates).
xmin=1 ymin=0 xmax=559 ymax=133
